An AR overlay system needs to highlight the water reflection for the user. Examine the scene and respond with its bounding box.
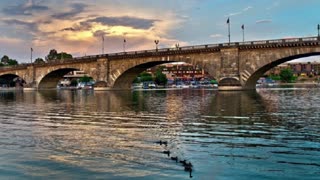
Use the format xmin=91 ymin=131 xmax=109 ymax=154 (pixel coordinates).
xmin=0 ymin=88 xmax=319 ymax=179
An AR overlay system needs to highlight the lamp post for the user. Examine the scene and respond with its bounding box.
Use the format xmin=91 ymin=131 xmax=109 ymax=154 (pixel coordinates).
xmin=123 ymin=38 xmax=127 ymax=52
xmin=102 ymin=35 xmax=105 ymax=54
xmin=227 ymin=17 xmax=230 ymax=44
xmin=30 ymin=47 xmax=33 ymax=64
xmin=175 ymin=43 xmax=180 ymax=50
xmin=154 ymin=40 xmax=159 ymax=51
xmin=241 ymin=24 xmax=245 ymax=42
xmin=318 ymin=24 xmax=320 ymax=37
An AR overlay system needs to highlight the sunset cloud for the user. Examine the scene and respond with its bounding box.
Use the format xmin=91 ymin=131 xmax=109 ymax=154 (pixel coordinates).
xmin=0 ymin=0 xmax=319 ymax=62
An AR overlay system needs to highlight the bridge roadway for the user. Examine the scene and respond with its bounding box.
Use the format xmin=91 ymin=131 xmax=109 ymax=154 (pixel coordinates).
xmin=0 ymin=36 xmax=319 ymax=90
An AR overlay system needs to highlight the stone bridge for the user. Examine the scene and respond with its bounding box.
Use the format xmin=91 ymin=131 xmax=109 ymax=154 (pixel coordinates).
xmin=0 ymin=36 xmax=320 ymax=90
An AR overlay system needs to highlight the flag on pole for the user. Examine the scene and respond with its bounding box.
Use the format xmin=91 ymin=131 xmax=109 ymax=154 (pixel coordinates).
xmin=241 ymin=24 xmax=244 ymax=30
xmin=124 ymin=39 xmax=126 ymax=43
xmin=318 ymin=24 xmax=320 ymax=30
xmin=227 ymin=18 xmax=230 ymax=24
xmin=31 ymin=47 xmax=33 ymax=52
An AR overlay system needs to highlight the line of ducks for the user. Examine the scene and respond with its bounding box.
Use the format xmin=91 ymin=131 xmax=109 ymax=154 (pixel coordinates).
xmin=156 ymin=140 xmax=193 ymax=178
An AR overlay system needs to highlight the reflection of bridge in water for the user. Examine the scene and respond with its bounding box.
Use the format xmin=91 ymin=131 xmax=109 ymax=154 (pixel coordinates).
xmin=1 ymin=36 xmax=320 ymax=90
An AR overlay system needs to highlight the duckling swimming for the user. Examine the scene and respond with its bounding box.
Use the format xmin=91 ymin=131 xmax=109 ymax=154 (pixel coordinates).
xmin=179 ymin=160 xmax=187 ymax=166
xmin=163 ymin=150 xmax=170 ymax=157
xmin=171 ymin=156 xmax=178 ymax=162
xmin=156 ymin=140 xmax=168 ymax=146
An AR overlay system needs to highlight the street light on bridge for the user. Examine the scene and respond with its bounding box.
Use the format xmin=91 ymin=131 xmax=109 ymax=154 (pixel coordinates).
xmin=154 ymin=40 xmax=159 ymax=51
xmin=30 ymin=47 xmax=33 ymax=64
xmin=226 ymin=17 xmax=231 ymax=44
xmin=241 ymin=24 xmax=245 ymax=42
xmin=175 ymin=43 xmax=180 ymax=50
xmin=318 ymin=24 xmax=320 ymax=37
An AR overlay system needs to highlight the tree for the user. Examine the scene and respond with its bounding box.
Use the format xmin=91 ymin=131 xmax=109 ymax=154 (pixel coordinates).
xmin=45 ymin=49 xmax=58 ymax=61
xmin=154 ymin=68 xmax=167 ymax=85
xmin=1 ymin=55 xmax=9 ymax=64
xmin=70 ymin=79 xmax=78 ymax=87
xmin=7 ymin=59 xmax=18 ymax=66
xmin=280 ymin=68 xmax=295 ymax=83
xmin=132 ymin=72 xmax=153 ymax=83
xmin=34 ymin=58 xmax=45 ymax=64
xmin=57 ymin=52 xmax=73 ymax=60
xmin=0 ymin=55 xmax=18 ymax=66
xmin=45 ymin=49 xmax=73 ymax=62
xmin=79 ymin=75 xmax=92 ymax=85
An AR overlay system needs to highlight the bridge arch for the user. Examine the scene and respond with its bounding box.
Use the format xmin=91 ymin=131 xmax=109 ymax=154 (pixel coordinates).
xmin=243 ymin=52 xmax=320 ymax=89
xmin=37 ymin=68 xmax=95 ymax=89
xmin=108 ymin=53 xmax=221 ymax=89
xmin=112 ymin=61 xmax=175 ymax=89
xmin=38 ymin=68 xmax=77 ymax=89
xmin=0 ymin=74 xmax=25 ymax=88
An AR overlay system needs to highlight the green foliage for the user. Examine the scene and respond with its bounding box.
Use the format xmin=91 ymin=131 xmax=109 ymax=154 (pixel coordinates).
xmin=34 ymin=58 xmax=45 ymax=64
xmin=46 ymin=49 xmax=58 ymax=61
xmin=7 ymin=59 xmax=18 ymax=66
xmin=269 ymin=75 xmax=281 ymax=81
xmin=1 ymin=55 xmax=9 ymax=64
xmin=79 ymin=75 xmax=92 ymax=84
xmin=210 ymin=79 xmax=218 ymax=84
xmin=70 ymin=79 xmax=78 ymax=87
xmin=133 ymin=72 xmax=153 ymax=83
xmin=0 ymin=55 xmax=18 ymax=66
xmin=57 ymin=52 xmax=73 ymax=60
xmin=46 ymin=49 xmax=73 ymax=62
xmin=154 ymin=68 xmax=167 ymax=85
xmin=280 ymin=68 xmax=295 ymax=83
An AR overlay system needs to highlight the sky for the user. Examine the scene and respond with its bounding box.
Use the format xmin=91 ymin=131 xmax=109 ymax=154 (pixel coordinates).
xmin=0 ymin=0 xmax=320 ymax=63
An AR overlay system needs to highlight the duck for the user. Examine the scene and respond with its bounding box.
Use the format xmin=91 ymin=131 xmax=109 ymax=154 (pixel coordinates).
xmin=184 ymin=162 xmax=193 ymax=168
xmin=171 ymin=156 xmax=178 ymax=162
xmin=184 ymin=165 xmax=192 ymax=172
xmin=156 ymin=140 xmax=168 ymax=146
xmin=179 ymin=160 xmax=187 ymax=166
xmin=163 ymin=150 xmax=170 ymax=157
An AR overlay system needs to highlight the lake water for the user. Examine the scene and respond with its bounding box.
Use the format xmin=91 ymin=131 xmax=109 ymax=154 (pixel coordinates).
xmin=0 ymin=87 xmax=319 ymax=179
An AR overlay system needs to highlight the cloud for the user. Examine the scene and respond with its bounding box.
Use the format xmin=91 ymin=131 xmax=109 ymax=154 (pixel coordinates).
xmin=227 ymin=12 xmax=242 ymax=17
xmin=210 ymin=34 xmax=223 ymax=38
xmin=256 ymin=19 xmax=272 ymax=24
xmin=3 ymin=19 xmax=38 ymax=32
xmin=3 ymin=0 xmax=49 ymax=16
xmin=243 ymin=6 xmax=253 ymax=12
xmin=87 ymin=16 xmax=158 ymax=30
xmin=226 ymin=6 xmax=253 ymax=17
xmin=0 ymin=36 xmax=23 ymax=44
xmin=52 ymin=3 xmax=87 ymax=19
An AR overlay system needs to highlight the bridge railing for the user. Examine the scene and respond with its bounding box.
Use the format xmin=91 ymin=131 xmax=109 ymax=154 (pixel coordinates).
xmin=2 ymin=36 xmax=318 ymax=68
xmin=76 ymin=36 xmax=319 ymax=60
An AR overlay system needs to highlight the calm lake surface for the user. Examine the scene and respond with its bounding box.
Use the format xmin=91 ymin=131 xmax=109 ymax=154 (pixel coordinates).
xmin=0 ymin=87 xmax=319 ymax=179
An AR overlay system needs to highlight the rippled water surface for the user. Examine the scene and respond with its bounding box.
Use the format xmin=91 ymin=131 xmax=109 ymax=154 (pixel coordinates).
xmin=0 ymin=88 xmax=319 ymax=179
